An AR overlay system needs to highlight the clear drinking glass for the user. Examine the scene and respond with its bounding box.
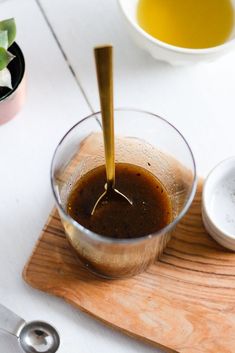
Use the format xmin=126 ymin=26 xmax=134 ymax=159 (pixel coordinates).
xmin=51 ymin=109 xmax=197 ymax=278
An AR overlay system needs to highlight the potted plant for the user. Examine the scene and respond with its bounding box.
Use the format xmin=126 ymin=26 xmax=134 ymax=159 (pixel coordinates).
xmin=0 ymin=18 xmax=26 ymax=124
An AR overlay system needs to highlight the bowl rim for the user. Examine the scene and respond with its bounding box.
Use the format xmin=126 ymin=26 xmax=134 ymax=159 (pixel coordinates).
xmin=117 ymin=0 xmax=235 ymax=55
xmin=202 ymin=210 xmax=235 ymax=250
xmin=51 ymin=108 xmax=197 ymax=245
xmin=202 ymin=156 xmax=235 ymax=241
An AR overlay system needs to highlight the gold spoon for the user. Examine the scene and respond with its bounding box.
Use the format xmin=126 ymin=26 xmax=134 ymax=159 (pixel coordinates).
xmin=91 ymin=45 xmax=132 ymax=215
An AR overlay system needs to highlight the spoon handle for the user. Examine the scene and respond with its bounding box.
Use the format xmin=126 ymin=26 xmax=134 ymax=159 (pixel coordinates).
xmin=0 ymin=303 xmax=25 ymax=338
xmin=94 ymin=45 xmax=115 ymax=189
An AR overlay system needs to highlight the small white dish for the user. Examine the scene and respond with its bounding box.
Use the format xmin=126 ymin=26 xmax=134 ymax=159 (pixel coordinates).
xmin=202 ymin=157 xmax=235 ymax=251
xmin=117 ymin=0 xmax=235 ymax=66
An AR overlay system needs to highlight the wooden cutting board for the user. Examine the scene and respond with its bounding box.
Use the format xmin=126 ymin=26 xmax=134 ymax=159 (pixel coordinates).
xmin=23 ymin=179 xmax=235 ymax=353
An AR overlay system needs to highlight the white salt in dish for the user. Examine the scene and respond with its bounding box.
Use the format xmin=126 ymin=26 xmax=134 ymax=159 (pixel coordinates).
xmin=202 ymin=157 xmax=235 ymax=251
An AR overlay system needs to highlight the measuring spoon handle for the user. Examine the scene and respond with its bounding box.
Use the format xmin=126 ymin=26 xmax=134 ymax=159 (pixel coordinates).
xmin=0 ymin=303 xmax=25 ymax=338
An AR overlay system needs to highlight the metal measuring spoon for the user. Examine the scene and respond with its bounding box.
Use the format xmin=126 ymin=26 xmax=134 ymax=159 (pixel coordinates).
xmin=91 ymin=46 xmax=132 ymax=215
xmin=0 ymin=304 xmax=60 ymax=353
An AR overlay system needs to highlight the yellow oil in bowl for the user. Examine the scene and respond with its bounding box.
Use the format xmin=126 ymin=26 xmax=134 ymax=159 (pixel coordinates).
xmin=137 ymin=0 xmax=234 ymax=49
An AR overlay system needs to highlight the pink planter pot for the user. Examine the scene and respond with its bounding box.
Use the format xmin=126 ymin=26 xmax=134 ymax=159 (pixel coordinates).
xmin=0 ymin=42 xmax=26 ymax=125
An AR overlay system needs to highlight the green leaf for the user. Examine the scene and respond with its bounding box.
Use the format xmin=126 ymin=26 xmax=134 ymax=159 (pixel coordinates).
xmin=0 ymin=30 xmax=8 ymax=49
xmin=0 ymin=67 xmax=12 ymax=88
xmin=0 ymin=47 xmax=14 ymax=70
xmin=0 ymin=18 xmax=16 ymax=47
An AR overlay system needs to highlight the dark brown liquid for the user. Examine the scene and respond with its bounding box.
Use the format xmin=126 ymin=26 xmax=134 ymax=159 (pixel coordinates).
xmin=67 ymin=163 xmax=172 ymax=239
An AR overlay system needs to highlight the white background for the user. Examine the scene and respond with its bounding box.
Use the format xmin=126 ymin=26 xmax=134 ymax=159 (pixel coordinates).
xmin=0 ymin=0 xmax=235 ymax=352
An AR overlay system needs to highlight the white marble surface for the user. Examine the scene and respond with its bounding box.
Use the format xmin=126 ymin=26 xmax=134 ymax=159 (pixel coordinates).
xmin=1 ymin=0 xmax=235 ymax=352
xmin=40 ymin=0 xmax=235 ymax=176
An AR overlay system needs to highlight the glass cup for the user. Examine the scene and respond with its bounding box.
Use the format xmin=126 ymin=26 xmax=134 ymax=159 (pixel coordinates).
xmin=51 ymin=109 xmax=197 ymax=278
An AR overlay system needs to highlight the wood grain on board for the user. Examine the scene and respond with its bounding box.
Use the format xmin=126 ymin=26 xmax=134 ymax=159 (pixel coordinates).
xmin=23 ymin=178 xmax=235 ymax=353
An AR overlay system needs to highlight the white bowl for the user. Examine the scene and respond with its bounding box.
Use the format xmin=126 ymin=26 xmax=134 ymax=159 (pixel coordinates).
xmin=202 ymin=157 xmax=235 ymax=251
xmin=117 ymin=0 xmax=235 ymax=65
